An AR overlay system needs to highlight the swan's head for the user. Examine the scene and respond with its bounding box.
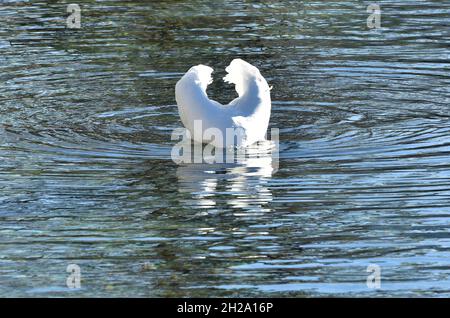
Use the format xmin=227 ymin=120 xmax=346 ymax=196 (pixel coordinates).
xmin=223 ymin=59 xmax=270 ymax=97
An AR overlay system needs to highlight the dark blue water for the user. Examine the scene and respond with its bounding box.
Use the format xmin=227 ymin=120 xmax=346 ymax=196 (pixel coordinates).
xmin=0 ymin=0 xmax=449 ymax=297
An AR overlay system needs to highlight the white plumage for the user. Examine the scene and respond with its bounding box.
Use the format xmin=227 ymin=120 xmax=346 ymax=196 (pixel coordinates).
xmin=175 ymin=59 xmax=272 ymax=148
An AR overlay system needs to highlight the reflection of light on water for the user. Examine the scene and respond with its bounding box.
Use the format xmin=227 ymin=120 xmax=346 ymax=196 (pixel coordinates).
xmin=197 ymin=178 xmax=217 ymax=207
xmin=176 ymin=143 xmax=276 ymax=212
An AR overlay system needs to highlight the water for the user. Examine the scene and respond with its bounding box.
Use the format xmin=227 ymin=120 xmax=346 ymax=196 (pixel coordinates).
xmin=1 ymin=0 xmax=449 ymax=297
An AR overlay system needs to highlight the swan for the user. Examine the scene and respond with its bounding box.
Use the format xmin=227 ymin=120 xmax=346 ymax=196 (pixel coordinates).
xmin=175 ymin=59 xmax=271 ymax=148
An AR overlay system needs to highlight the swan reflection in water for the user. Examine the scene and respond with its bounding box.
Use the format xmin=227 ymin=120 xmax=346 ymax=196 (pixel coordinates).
xmin=175 ymin=141 xmax=278 ymax=212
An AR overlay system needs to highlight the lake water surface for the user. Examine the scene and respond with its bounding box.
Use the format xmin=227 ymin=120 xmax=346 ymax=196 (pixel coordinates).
xmin=1 ymin=0 xmax=449 ymax=297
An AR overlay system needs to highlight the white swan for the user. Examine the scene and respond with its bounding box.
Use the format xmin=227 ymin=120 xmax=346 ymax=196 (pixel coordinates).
xmin=175 ymin=59 xmax=271 ymax=148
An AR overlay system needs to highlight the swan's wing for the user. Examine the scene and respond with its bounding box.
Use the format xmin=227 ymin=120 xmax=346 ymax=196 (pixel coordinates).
xmin=189 ymin=65 xmax=214 ymax=90
xmin=223 ymin=59 xmax=261 ymax=97
xmin=176 ymin=64 xmax=232 ymax=138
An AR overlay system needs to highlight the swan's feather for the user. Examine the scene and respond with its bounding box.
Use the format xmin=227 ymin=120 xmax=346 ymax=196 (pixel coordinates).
xmin=223 ymin=58 xmax=261 ymax=97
